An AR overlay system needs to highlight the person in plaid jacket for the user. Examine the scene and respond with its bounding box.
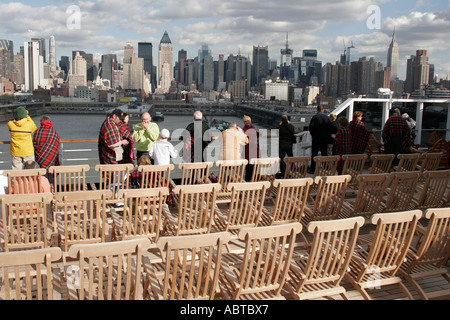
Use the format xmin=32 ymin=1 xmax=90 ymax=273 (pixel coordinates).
xmin=349 ymin=111 xmax=376 ymax=154
xmin=333 ymin=116 xmax=352 ymax=174
xmin=98 ymin=109 xmax=129 ymax=164
xmin=33 ymin=115 xmax=60 ymax=182
xmin=382 ymin=108 xmax=413 ymax=166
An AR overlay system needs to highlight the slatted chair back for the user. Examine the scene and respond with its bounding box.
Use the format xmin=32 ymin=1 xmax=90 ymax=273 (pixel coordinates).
xmin=414 ymin=170 xmax=450 ymax=210
xmin=3 ymin=168 xmax=47 ymax=194
xmin=302 ymin=175 xmax=350 ymax=226
xmin=94 ymin=164 xmax=134 ymax=204
xmin=312 ymin=155 xmax=340 ymax=178
xmin=382 ymin=171 xmax=420 ymax=213
xmin=418 ymin=152 xmax=443 ymax=175
xmin=400 ymin=208 xmax=450 ymax=300
xmin=340 ymin=174 xmax=389 ymax=219
xmin=215 ymin=160 xmax=247 ymax=203
xmin=54 ymin=190 xmax=112 ymax=253
xmin=49 ymin=165 xmax=90 ymax=194
xmin=67 ymin=238 xmax=151 ymax=300
xmin=286 ymin=217 xmax=365 ymax=300
xmin=341 ymin=154 xmax=368 ymax=189
xmin=163 ymin=183 xmax=221 ymax=236
xmin=369 ymin=154 xmax=395 ymax=174
xmin=178 ymin=162 xmax=213 ymax=185
xmin=147 ymin=232 xmax=231 ymax=300
xmin=394 ymin=153 xmax=421 ymax=172
xmin=112 ymin=188 xmax=169 ymax=243
xmin=214 ymin=181 xmax=270 ymax=234
xmin=345 ymin=210 xmax=422 ymax=300
xmin=219 ymin=223 xmax=302 ymax=300
xmin=283 ymin=156 xmax=310 ymax=179
xmin=261 ymin=178 xmax=313 ymax=226
xmin=0 ymin=247 xmax=62 ymax=300
xmin=249 ymin=157 xmax=280 ymax=182
xmin=0 ymin=193 xmax=53 ymax=252
xmin=138 ymin=164 xmax=174 ymax=188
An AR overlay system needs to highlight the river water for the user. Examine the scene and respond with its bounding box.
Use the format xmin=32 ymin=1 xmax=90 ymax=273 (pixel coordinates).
xmin=0 ymin=113 xmax=282 ymax=181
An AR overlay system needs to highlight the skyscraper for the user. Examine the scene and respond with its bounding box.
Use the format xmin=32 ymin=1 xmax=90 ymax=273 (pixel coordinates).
xmin=178 ymin=49 xmax=187 ymax=85
xmin=414 ymin=50 xmax=430 ymax=90
xmin=280 ymin=33 xmax=293 ymax=80
xmin=101 ymin=54 xmax=117 ymax=86
xmin=24 ymin=40 xmax=43 ymax=91
xmin=198 ymin=44 xmax=211 ymax=87
xmin=49 ymin=36 xmax=56 ymax=72
xmin=386 ymin=29 xmax=399 ymax=80
xmin=158 ymin=31 xmax=173 ymax=92
xmin=31 ymin=38 xmax=46 ymax=63
xmin=138 ymin=42 xmax=154 ymax=91
xmin=123 ymin=42 xmax=134 ymax=64
xmin=71 ymin=51 xmax=87 ymax=86
xmin=252 ymin=46 xmax=269 ymax=88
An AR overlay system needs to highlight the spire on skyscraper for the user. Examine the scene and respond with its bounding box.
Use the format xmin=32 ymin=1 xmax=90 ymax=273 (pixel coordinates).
xmin=160 ymin=31 xmax=172 ymax=44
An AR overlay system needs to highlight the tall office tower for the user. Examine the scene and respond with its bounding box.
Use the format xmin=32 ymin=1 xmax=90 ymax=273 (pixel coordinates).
xmin=218 ymin=54 xmax=225 ymax=83
xmin=72 ymin=51 xmax=87 ymax=86
xmin=405 ymin=55 xmax=416 ymax=93
xmin=59 ymin=56 xmax=70 ymax=80
xmin=138 ymin=42 xmax=153 ymax=89
xmin=386 ymin=29 xmax=399 ymax=80
xmin=198 ymin=44 xmax=211 ymax=87
xmin=123 ymin=42 xmax=134 ymax=64
xmin=123 ymin=54 xmax=145 ymax=90
xmin=0 ymin=49 xmax=12 ymax=80
xmin=178 ymin=49 xmax=187 ymax=84
xmin=24 ymin=40 xmax=43 ymax=91
xmin=49 ymin=36 xmax=56 ymax=72
xmin=31 ymin=38 xmax=46 ymax=63
xmin=203 ymin=55 xmax=214 ymax=91
xmin=0 ymin=40 xmax=14 ymax=73
xmin=101 ymin=54 xmax=118 ymax=87
xmin=280 ymin=33 xmax=293 ymax=80
xmin=12 ymin=54 xmax=24 ymax=85
xmin=72 ymin=51 xmax=95 ymax=82
xmin=186 ymin=59 xmax=195 ymax=87
xmin=158 ymin=31 xmax=173 ymax=92
xmin=414 ymin=50 xmax=430 ymax=90
xmin=252 ymin=46 xmax=269 ymax=88
xmin=298 ymin=49 xmax=322 ymax=86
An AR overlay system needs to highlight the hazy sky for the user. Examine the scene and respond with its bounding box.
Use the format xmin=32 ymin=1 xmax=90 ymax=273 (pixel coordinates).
xmin=1 ymin=0 xmax=449 ymax=81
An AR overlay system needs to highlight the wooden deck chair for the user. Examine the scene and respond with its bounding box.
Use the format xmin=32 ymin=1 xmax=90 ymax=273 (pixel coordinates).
xmin=138 ymin=164 xmax=174 ymax=204
xmin=144 ymin=232 xmax=231 ymax=300
xmin=378 ymin=171 xmax=420 ymax=213
xmin=417 ymin=153 xmax=443 ymax=182
xmin=393 ymin=153 xmax=421 ymax=172
xmin=54 ymin=190 xmax=112 ymax=257
xmin=345 ymin=210 xmax=422 ymax=300
xmin=215 ymin=160 xmax=247 ymax=204
xmin=219 ymin=223 xmax=302 ymax=300
xmin=301 ymin=175 xmax=351 ymax=227
xmin=162 ymin=183 xmax=221 ymax=236
xmin=399 ymin=208 xmax=450 ymax=300
xmin=339 ymin=174 xmax=390 ymax=220
xmin=426 ymin=131 xmax=443 ymax=149
xmin=111 ymin=188 xmax=169 ymax=245
xmin=0 ymin=247 xmax=62 ymax=300
xmin=213 ymin=181 xmax=270 ymax=239
xmin=427 ymin=138 xmax=450 ymax=169
xmin=410 ymin=170 xmax=450 ymax=211
xmin=169 ymin=162 xmax=213 ymax=204
xmin=250 ymin=157 xmax=280 ymax=201
xmin=66 ymin=238 xmax=151 ymax=300
xmin=283 ymin=156 xmax=309 ymax=179
xmin=270 ymin=156 xmax=309 ymax=199
xmin=3 ymin=168 xmax=47 ymax=194
xmin=48 ymin=165 xmax=90 ymax=194
xmin=368 ymin=154 xmax=395 ymax=174
xmin=312 ymin=155 xmax=340 ymax=178
xmin=0 ymin=193 xmax=53 ymax=252
xmin=260 ymin=178 xmax=313 ymax=226
xmin=341 ymin=154 xmax=368 ymax=190
xmin=285 ymin=217 xmax=365 ymax=300
xmin=94 ymin=164 xmax=134 ymax=208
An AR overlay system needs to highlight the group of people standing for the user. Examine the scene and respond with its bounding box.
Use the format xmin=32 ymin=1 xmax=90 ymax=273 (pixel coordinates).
xmin=307 ymin=105 xmax=415 ymax=173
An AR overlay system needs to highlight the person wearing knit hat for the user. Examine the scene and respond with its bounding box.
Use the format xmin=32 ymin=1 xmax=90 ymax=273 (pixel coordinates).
xmin=8 ymin=106 xmax=37 ymax=169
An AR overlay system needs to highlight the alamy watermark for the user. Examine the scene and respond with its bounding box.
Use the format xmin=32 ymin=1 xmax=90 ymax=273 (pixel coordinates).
xmin=67 ymin=5 xmax=81 ymax=30
xmin=366 ymin=5 xmax=381 ymax=30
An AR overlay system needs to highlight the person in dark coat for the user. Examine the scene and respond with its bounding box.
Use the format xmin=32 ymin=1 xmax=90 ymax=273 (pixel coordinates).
xmin=277 ymin=114 xmax=296 ymax=178
xmin=308 ymin=105 xmax=332 ymax=173
xmin=333 ymin=116 xmax=352 ymax=175
xmin=382 ymin=108 xmax=413 ymax=166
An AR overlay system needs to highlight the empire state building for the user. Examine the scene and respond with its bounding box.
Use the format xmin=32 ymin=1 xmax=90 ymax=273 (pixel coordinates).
xmin=387 ymin=29 xmax=399 ymax=80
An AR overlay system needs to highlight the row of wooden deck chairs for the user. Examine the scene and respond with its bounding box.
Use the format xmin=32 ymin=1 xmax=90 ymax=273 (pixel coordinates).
xmin=0 ymin=207 xmax=448 ymax=300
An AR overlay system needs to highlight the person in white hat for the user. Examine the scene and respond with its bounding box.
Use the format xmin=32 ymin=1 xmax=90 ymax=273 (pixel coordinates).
xmin=149 ymin=129 xmax=178 ymax=165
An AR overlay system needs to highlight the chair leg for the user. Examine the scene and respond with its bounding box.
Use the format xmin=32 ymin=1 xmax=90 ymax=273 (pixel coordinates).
xmin=402 ymin=275 xmax=428 ymax=300
xmin=398 ymin=282 xmax=414 ymax=300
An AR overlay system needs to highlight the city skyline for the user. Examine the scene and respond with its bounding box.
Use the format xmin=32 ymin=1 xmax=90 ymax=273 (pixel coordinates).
xmin=0 ymin=0 xmax=449 ymax=82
